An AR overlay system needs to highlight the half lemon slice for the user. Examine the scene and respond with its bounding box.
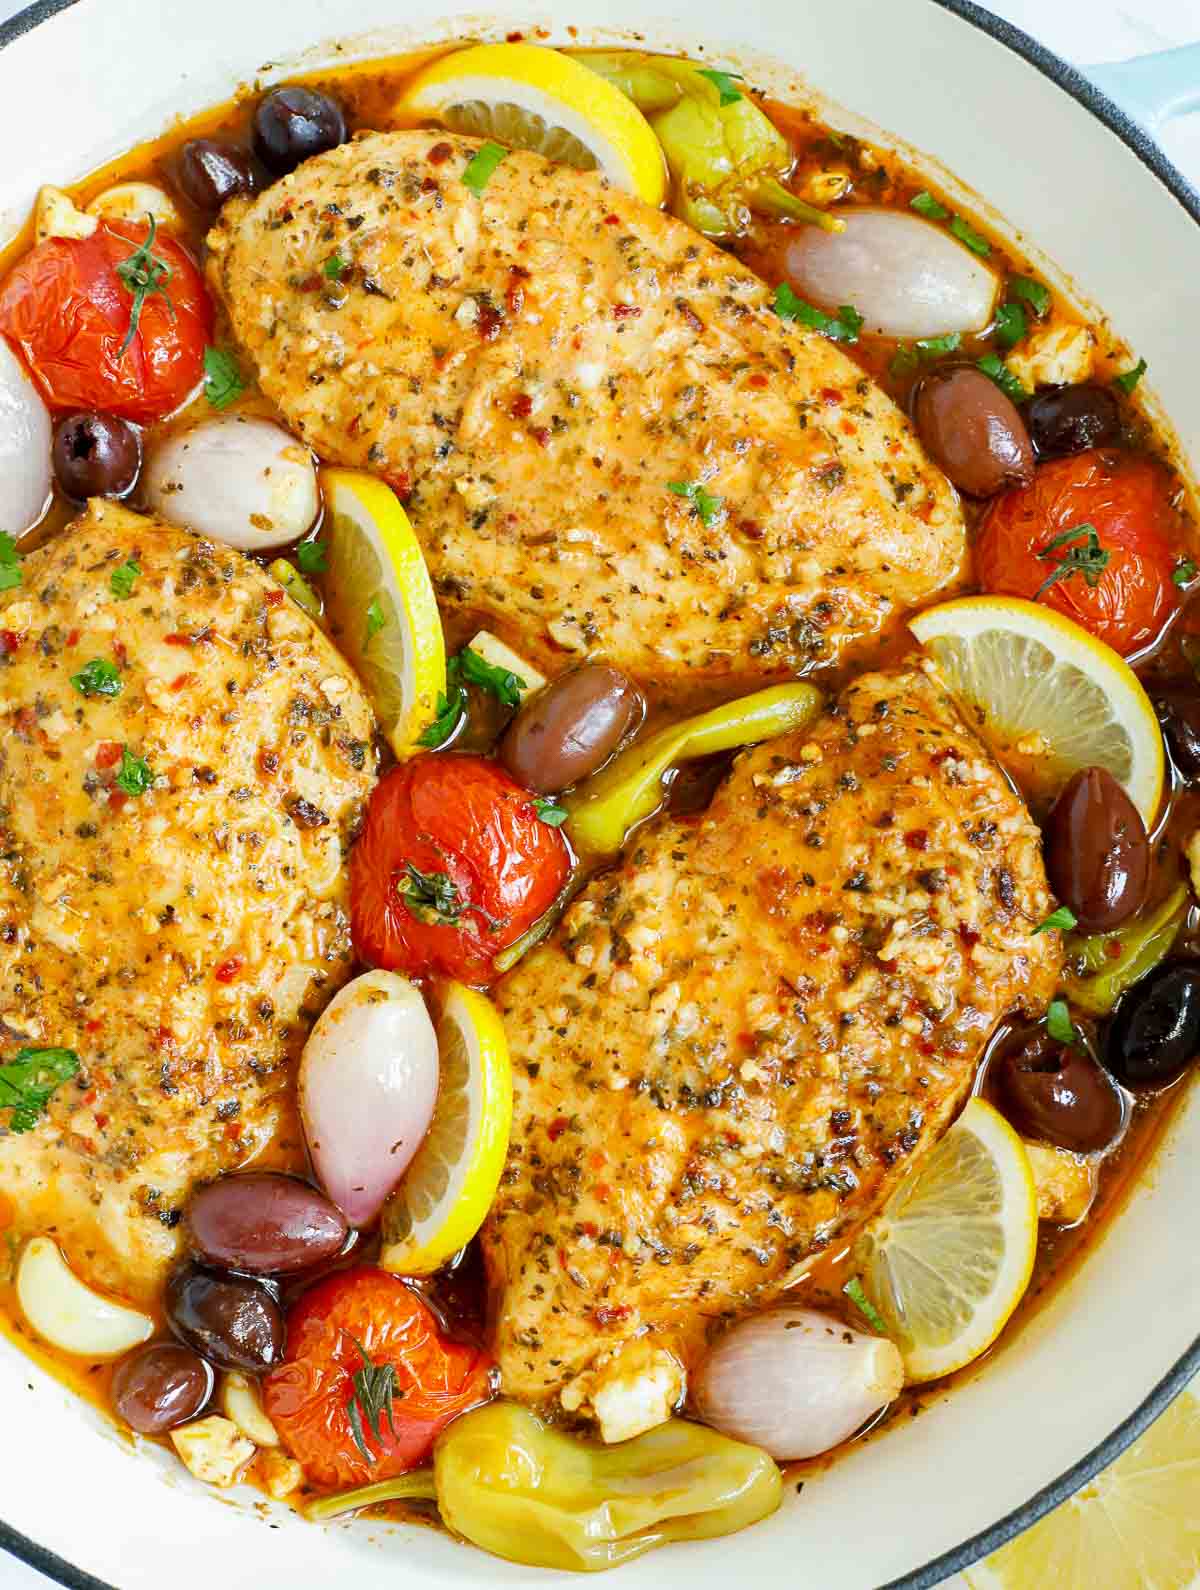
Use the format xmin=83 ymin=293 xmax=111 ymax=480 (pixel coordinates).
xmin=379 ymin=982 xmax=513 ymax=1277
xmin=854 ymin=1098 xmax=1038 ymax=1385
xmin=910 ymin=595 xmax=1164 ymax=825
xmin=396 ymin=42 xmax=667 ymax=206
xmin=318 ymin=468 xmax=445 ymax=758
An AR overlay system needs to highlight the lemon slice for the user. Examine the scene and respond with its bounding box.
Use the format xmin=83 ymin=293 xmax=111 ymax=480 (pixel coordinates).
xmin=318 ymin=468 xmax=445 ymax=758
xmin=965 ymin=1384 xmax=1200 ymax=1590
xmin=910 ymin=596 xmax=1164 ymax=825
xmin=397 ymin=42 xmax=667 ymax=206
xmin=379 ymin=982 xmax=513 ymax=1276
xmin=855 ymin=1098 xmax=1038 ymax=1385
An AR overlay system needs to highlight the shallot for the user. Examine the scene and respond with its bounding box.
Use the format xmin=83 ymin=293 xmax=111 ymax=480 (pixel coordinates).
xmin=0 ymin=336 xmax=51 ymax=534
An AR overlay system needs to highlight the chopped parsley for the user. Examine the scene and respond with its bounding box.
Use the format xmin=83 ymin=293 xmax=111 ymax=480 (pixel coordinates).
xmin=667 ymin=479 xmax=725 ymax=528
xmin=890 ymin=332 xmax=962 ymax=377
xmin=203 ymin=346 xmax=244 ymax=410
xmin=397 ymin=863 xmax=466 ymax=927
xmin=461 ymin=140 xmax=508 ymax=197
xmin=295 ymin=538 xmax=327 ymax=575
xmin=977 ymin=353 xmax=1030 ymax=404
xmin=697 ymin=67 xmax=744 ymax=105
xmin=910 ymin=190 xmax=950 ymax=221
xmin=1114 ymin=357 xmax=1147 ymax=395
xmin=1046 ymin=996 xmax=1083 ymax=1049
xmin=1035 ymin=906 xmax=1078 ymax=935
xmin=1174 ymin=560 xmax=1197 ymax=589
xmin=0 ymin=530 xmax=21 ymax=592
xmin=1034 ymin=521 xmax=1110 ymax=602
xmin=533 ymin=798 xmax=569 ymax=827
xmin=70 ymin=658 xmax=123 ymax=698
xmin=948 ymin=215 xmax=991 ymax=256
xmin=115 ymin=747 xmax=155 ymax=797
xmin=115 ymin=213 xmax=176 ymax=358
xmin=323 ymin=253 xmax=349 ymax=281
xmin=1009 ymin=275 xmax=1051 ymax=318
xmin=456 ymin=645 xmax=526 ymax=709
xmin=346 ymin=1335 xmax=399 ymax=1463
xmin=109 ymin=557 xmax=141 ymax=599
xmin=419 ymin=688 xmax=466 ymax=749
xmin=773 ymin=282 xmax=863 ymax=344
xmin=993 ymin=301 xmax=1028 ymax=351
xmin=363 ymin=597 xmax=386 ymax=648
xmin=0 ymin=1047 xmax=79 ymax=1133
xmin=844 ymin=1277 xmax=887 ymax=1335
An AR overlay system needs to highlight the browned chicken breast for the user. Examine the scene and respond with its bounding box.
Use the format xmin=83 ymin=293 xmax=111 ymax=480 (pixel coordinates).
xmin=484 ymin=663 xmax=1060 ymax=1439
xmin=0 ymin=502 xmax=376 ymax=1302
xmin=209 ymin=132 xmax=966 ymax=696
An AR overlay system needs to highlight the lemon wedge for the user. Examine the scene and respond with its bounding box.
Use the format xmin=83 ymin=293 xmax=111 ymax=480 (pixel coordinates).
xmin=965 ymin=1384 xmax=1200 ymax=1590
xmin=396 ymin=42 xmax=667 ymax=206
xmin=855 ymin=1098 xmax=1038 ymax=1385
xmin=379 ymin=982 xmax=513 ymax=1276
xmin=910 ymin=596 xmax=1164 ymax=825
xmin=318 ymin=468 xmax=445 ymax=758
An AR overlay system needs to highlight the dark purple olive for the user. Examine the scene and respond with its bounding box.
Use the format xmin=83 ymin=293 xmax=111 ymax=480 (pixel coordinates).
xmin=175 ymin=138 xmax=258 ymax=213
xmin=1043 ymin=766 xmax=1150 ymax=933
xmin=1106 ymin=960 xmax=1200 ymax=1088
xmin=1023 ymin=383 xmax=1122 ymax=460
xmin=913 ymin=365 xmax=1034 ymax=497
xmin=995 ymin=1027 xmax=1124 ymax=1152
xmin=189 ymin=1172 xmax=347 ymax=1274
xmin=500 ymin=664 xmax=645 ymax=794
xmin=1155 ymin=690 xmax=1200 ymax=780
xmin=166 ymin=1264 xmax=284 ymax=1371
xmin=52 ymin=412 xmax=140 ymax=501
xmin=252 ymin=86 xmax=347 ymax=176
xmin=112 ymin=1342 xmax=213 ymax=1434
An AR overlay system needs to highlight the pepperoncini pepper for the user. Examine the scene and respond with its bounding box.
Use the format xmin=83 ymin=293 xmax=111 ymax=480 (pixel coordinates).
xmin=565 ymin=681 xmax=824 ymax=855
xmin=1062 ymin=884 xmax=1188 ymax=1016
xmin=308 ymin=1402 xmax=783 ymax=1572
xmin=574 ymin=52 xmax=844 ymax=239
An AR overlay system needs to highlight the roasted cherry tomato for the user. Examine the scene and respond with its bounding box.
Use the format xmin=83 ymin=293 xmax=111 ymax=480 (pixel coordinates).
xmin=350 ymin=753 xmax=571 ymax=985
xmin=975 ymin=449 xmax=1181 ymax=656
xmin=263 ymin=1266 xmax=493 ymax=1489
xmin=0 ymin=220 xmax=211 ymax=422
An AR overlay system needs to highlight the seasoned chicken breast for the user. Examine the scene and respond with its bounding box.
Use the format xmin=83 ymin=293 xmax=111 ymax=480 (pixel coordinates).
xmin=484 ymin=663 xmax=1060 ymax=1439
xmin=0 ymin=502 xmax=376 ymax=1303
xmin=209 ymin=132 xmax=966 ymax=695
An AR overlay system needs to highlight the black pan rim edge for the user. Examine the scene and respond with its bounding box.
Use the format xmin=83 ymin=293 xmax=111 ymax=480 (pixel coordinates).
xmin=0 ymin=0 xmax=1196 ymax=1585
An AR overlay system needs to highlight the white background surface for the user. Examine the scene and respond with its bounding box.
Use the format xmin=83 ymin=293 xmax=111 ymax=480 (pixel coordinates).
xmin=0 ymin=1 xmax=1195 ymax=1586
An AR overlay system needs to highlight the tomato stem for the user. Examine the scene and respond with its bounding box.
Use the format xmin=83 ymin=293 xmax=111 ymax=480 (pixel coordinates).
xmin=115 ymin=213 xmax=176 ymax=358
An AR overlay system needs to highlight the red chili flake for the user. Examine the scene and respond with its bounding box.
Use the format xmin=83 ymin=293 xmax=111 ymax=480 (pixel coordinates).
xmin=348 ymin=414 xmax=361 ymax=437
xmin=840 ymin=418 xmax=858 ymax=436
xmin=505 ymin=29 xmax=524 ymax=42
xmin=738 ymin=518 xmax=764 ymax=539
xmin=676 ymin=301 xmax=705 ymax=334
xmin=66 ymin=628 xmax=80 ymax=647
xmin=107 ymin=790 xmax=128 ymax=812
xmin=580 ymin=1221 xmax=599 ymax=1237
xmin=84 ymin=1019 xmax=103 ymax=1034
xmin=821 ymin=387 xmax=843 ymax=405
xmin=299 ymin=274 xmax=323 ymax=293
xmin=214 ymin=955 xmax=244 ymax=984
xmin=505 ymin=264 xmax=530 ymax=316
xmin=904 ymin=829 xmax=929 ymax=851
xmin=748 ymin=373 xmax=769 ymax=388
xmin=877 ymin=957 xmax=897 ymax=972
xmin=724 ymin=1130 xmax=741 ymax=1147
xmin=1106 ymin=939 xmax=1123 ymax=960
xmin=603 ymin=212 xmax=621 ymax=225
xmin=427 ymin=141 xmax=453 ymax=164
xmin=14 ymin=706 xmax=37 ymax=739
xmin=257 ymin=748 xmax=280 ymax=778
xmin=384 ymin=471 xmax=412 ymax=502
xmin=588 ymin=1150 xmax=606 ymax=1171
xmin=930 ymin=746 xmax=954 ymax=765
xmin=0 ymin=630 xmax=21 ymax=654
xmin=112 ymin=639 xmax=127 ymax=664
xmin=531 ymin=426 xmax=551 ymax=447
xmin=93 ymin=1112 xmax=109 ymax=1131
xmin=95 ymin=741 xmax=122 ymax=769
xmin=510 ymin=393 xmax=534 ymax=419
xmin=477 ymin=299 xmax=504 ymax=342
xmin=595 ymin=1183 xmax=611 ymax=1204
xmin=612 ymin=302 xmax=641 ymax=320
xmin=593 ymin=1304 xmax=632 ymax=1328
xmin=547 ymin=1115 xmax=569 ymax=1142
xmin=420 ymin=176 xmax=439 ymax=194
xmin=957 ymin=923 xmax=981 ymax=948
xmin=265 ymin=589 xmax=284 ymax=608
xmin=165 ymin=626 xmax=213 ymax=647
xmin=170 ymin=672 xmax=196 ymax=692
xmin=151 ymin=1025 xmax=176 ymax=1051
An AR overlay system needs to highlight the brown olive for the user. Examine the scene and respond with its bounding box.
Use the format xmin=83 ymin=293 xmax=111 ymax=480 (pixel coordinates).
xmin=1105 ymin=960 xmax=1200 ymax=1088
xmin=913 ymin=366 xmax=1035 ymax=497
xmin=995 ymin=1027 xmax=1124 ymax=1152
xmin=500 ymin=664 xmax=644 ymax=794
xmin=166 ymin=1264 xmax=284 ymax=1371
xmin=1155 ymin=690 xmax=1200 ymax=780
xmin=1043 ymin=766 xmax=1149 ymax=933
xmin=112 ymin=1342 xmax=214 ymax=1434
xmin=1023 ymin=383 xmax=1122 ymax=459
xmin=52 ymin=412 xmax=140 ymax=500
xmin=175 ymin=138 xmax=258 ymax=213
xmin=189 ymin=1172 xmax=347 ymax=1274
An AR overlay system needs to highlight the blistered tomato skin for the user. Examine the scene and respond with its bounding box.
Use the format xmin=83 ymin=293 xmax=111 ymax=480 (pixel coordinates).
xmin=0 ymin=221 xmax=212 ymax=422
xmin=263 ymin=1266 xmax=494 ymax=1489
xmin=188 ymin=1173 xmax=348 ymax=1275
xmin=1043 ymin=766 xmax=1150 ymax=933
xmin=975 ymin=449 xmax=1181 ymax=656
xmin=350 ymin=754 xmax=571 ymax=985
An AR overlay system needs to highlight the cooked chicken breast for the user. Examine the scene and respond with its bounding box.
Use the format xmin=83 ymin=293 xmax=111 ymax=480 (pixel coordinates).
xmin=484 ymin=663 xmax=1060 ymax=1439
xmin=0 ymin=502 xmax=376 ymax=1303
xmin=208 ymin=132 xmax=966 ymax=695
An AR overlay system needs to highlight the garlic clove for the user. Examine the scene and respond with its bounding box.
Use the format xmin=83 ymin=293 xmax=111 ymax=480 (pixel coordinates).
xmin=221 ymin=1370 xmax=280 ymax=1447
xmin=85 ymin=182 xmax=183 ymax=233
xmin=16 ymin=1237 xmax=154 ymax=1359
xmin=34 ymin=184 xmax=97 ymax=244
xmin=171 ymin=1416 xmax=255 ymax=1487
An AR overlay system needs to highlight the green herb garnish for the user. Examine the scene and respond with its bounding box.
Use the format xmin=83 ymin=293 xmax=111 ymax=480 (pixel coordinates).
xmin=667 ymin=479 xmax=725 ymax=528
xmin=993 ymin=301 xmax=1028 ymax=351
xmin=697 ymin=67 xmax=744 ymax=105
xmin=773 ymin=282 xmax=863 ymax=345
xmin=397 ymin=863 xmax=466 ymax=927
xmin=109 ymin=557 xmax=141 ymax=599
xmin=345 ymin=1335 xmax=399 ymax=1464
xmin=977 ymin=353 xmax=1030 ymax=404
xmin=364 ymin=597 xmax=386 ymax=648
xmin=0 ymin=530 xmax=21 ymax=592
xmin=70 ymin=658 xmax=123 ymax=699
xmin=844 ymin=1277 xmax=887 ymax=1335
xmin=1114 ymin=357 xmax=1147 ymax=395
xmin=296 ymin=538 xmax=327 ymax=575
xmin=1045 ymin=996 xmax=1083 ymax=1049
xmin=419 ymin=688 xmax=466 ymax=749
xmin=948 ymin=215 xmax=991 ymax=256
xmin=910 ymin=190 xmax=950 ymax=221
xmin=203 ymin=346 xmax=244 ymax=410
xmin=891 ymin=331 xmax=963 ymax=376
xmin=323 ymin=253 xmax=349 ymax=281
xmin=1035 ymin=906 xmax=1078 ymax=935
xmin=461 ymin=140 xmax=508 ymax=197
xmin=115 ymin=747 xmax=155 ymax=797
xmin=0 ymin=1047 xmax=79 ymax=1133
xmin=115 ymin=214 xmax=175 ymax=358
xmin=1033 ymin=521 xmax=1110 ymax=601
xmin=1009 ymin=275 xmax=1051 ymax=318
xmin=917 ymin=332 xmax=962 ymax=357
xmin=457 ymin=645 xmax=526 ymax=709
xmin=1174 ymin=561 xmax=1197 ymax=590
xmin=533 ymin=798 xmax=569 ymax=827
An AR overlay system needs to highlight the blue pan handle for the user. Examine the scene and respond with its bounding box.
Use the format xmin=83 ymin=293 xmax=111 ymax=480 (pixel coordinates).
xmin=1086 ymin=41 xmax=1200 ymax=132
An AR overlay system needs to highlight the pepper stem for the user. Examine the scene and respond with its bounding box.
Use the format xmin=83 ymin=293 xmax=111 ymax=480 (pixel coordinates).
xmin=751 ymin=178 xmax=846 ymax=232
xmin=306 ymin=1469 xmax=439 ymax=1522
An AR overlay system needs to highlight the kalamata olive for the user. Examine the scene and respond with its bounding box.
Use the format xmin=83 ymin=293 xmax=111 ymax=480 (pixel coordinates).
xmin=1155 ymin=690 xmax=1200 ymax=779
xmin=1043 ymin=766 xmax=1149 ymax=933
xmin=1023 ymin=383 xmax=1122 ymax=459
xmin=252 ymin=86 xmax=347 ymax=176
xmin=166 ymin=1264 xmax=284 ymax=1371
xmin=112 ymin=1342 xmax=213 ymax=1434
xmin=913 ymin=365 xmax=1034 ymax=497
xmin=500 ymin=664 xmax=645 ymax=794
xmin=1106 ymin=960 xmax=1200 ymax=1087
xmin=175 ymin=138 xmax=258 ymax=213
xmin=189 ymin=1172 xmax=347 ymax=1274
xmin=995 ymin=1027 xmax=1124 ymax=1153
xmin=51 ymin=412 xmax=140 ymax=500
